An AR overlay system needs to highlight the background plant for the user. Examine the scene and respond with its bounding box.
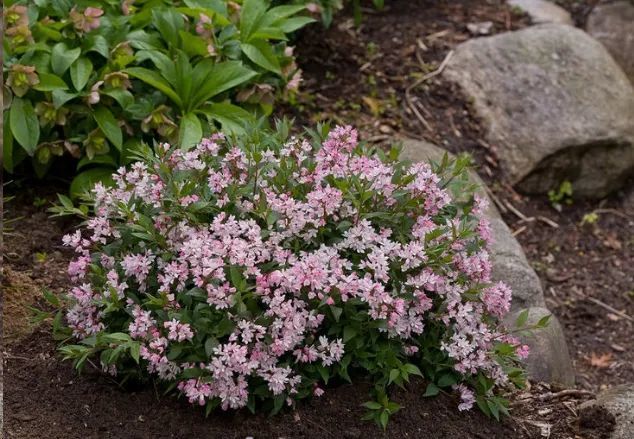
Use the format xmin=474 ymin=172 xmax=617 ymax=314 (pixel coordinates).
xmin=52 ymin=122 xmax=537 ymax=428
xmin=3 ymin=0 xmax=313 ymax=195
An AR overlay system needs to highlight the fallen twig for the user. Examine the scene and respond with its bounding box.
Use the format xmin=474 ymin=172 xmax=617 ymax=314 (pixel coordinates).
xmin=405 ymin=50 xmax=454 ymax=132
xmin=537 ymin=216 xmax=559 ymax=228
xmin=503 ymin=200 xmax=530 ymax=221
xmin=512 ymin=225 xmax=527 ymax=237
xmin=587 ymin=297 xmax=634 ymax=322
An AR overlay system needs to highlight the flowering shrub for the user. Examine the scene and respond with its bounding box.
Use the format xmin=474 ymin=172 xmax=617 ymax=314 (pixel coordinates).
xmin=3 ymin=0 xmax=313 ymax=188
xmin=56 ymin=122 xmax=535 ymax=427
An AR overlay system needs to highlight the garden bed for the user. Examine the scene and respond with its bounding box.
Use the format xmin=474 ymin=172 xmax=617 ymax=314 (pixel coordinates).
xmin=3 ymin=0 xmax=631 ymax=438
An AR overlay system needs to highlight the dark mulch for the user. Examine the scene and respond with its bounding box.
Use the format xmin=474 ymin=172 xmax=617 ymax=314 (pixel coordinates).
xmin=4 ymin=328 xmax=531 ymax=439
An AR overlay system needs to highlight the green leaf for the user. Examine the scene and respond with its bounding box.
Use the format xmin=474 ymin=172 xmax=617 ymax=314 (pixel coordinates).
xmin=437 ymin=374 xmax=457 ymax=388
xmin=125 ymin=67 xmax=183 ymax=108
xmin=279 ymin=16 xmax=315 ymax=33
xmin=152 ymin=8 xmax=184 ymax=48
xmin=240 ymin=0 xmax=267 ymax=41
xmin=537 ymin=314 xmax=551 ymax=328
xmin=33 ymin=72 xmax=68 ymax=91
xmin=200 ymin=102 xmax=254 ymax=134
xmin=51 ymin=43 xmax=81 ymax=76
xmin=515 ymin=309 xmax=529 ymax=328
xmin=94 ymin=107 xmax=122 ymax=150
xmin=241 ymin=41 xmax=281 ymax=74
xmin=388 ymin=368 xmax=399 ymax=385
xmin=51 ymin=90 xmax=78 ymax=108
xmin=129 ymin=342 xmax=140 ymax=363
xmin=362 ymin=401 xmax=382 ymax=410
xmin=179 ymin=31 xmax=209 ymax=57
xmin=403 ymin=363 xmax=423 ymax=377
xmin=343 ymin=326 xmax=357 ymax=343
xmin=423 ymin=383 xmax=440 ymax=397
xmin=9 ymin=98 xmax=40 ymax=156
xmin=77 ymin=154 xmax=117 ymax=171
xmin=330 ymin=306 xmax=343 ymax=322
xmin=70 ymin=57 xmax=93 ymax=91
xmin=189 ymin=61 xmax=256 ymax=110
xmin=70 ymin=167 xmax=115 ymax=200
xmin=178 ymin=113 xmax=202 ymax=150
xmin=102 ymin=89 xmax=134 ymax=109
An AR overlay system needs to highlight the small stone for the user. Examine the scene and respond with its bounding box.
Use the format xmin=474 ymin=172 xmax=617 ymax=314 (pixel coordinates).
xmin=466 ymin=21 xmax=493 ymax=36
xmin=378 ymin=124 xmax=392 ymax=134
xmin=508 ymin=0 xmax=573 ymax=25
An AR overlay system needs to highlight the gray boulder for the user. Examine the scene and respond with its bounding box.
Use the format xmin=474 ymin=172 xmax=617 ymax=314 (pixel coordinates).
xmin=587 ymin=1 xmax=634 ymax=85
xmin=505 ymin=307 xmax=575 ymax=387
xmin=508 ymin=0 xmax=573 ymax=25
xmin=580 ymin=384 xmax=634 ymax=439
xmin=444 ymin=24 xmax=634 ymax=199
xmin=399 ymin=138 xmax=545 ymax=310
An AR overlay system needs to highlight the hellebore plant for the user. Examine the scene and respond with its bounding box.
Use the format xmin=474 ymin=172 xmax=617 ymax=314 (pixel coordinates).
xmin=54 ymin=122 xmax=536 ymax=428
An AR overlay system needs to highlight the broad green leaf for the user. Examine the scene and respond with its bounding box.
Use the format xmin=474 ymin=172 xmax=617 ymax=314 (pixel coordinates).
xmin=51 ymin=89 xmax=78 ymax=108
xmin=102 ymin=88 xmax=134 ymax=109
xmin=93 ymin=107 xmax=122 ymax=150
xmin=70 ymin=57 xmax=93 ymax=91
xmin=199 ymin=102 xmax=254 ymax=134
xmin=9 ymin=98 xmax=40 ymax=156
xmin=241 ymin=41 xmax=281 ymax=74
xmin=77 ymin=154 xmax=118 ymax=171
xmin=178 ymin=113 xmax=202 ymax=150
xmin=70 ymin=167 xmax=115 ymax=200
xmin=423 ymin=383 xmax=440 ymax=397
xmin=189 ymin=61 xmax=256 ymax=109
xmin=51 ymin=42 xmax=81 ymax=76
xmin=125 ymin=67 xmax=183 ymax=108
xmin=33 ymin=72 xmax=68 ymax=91
xmin=83 ymin=34 xmax=110 ymax=57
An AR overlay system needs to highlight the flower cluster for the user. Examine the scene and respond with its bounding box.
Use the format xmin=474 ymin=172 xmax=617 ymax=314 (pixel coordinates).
xmin=60 ymin=124 xmax=527 ymax=420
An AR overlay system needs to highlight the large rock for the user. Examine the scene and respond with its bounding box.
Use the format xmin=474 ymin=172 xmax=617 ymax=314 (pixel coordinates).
xmin=444 ymin=24 xmax=634 ymax=199
xmin=505 ymin=307 xmax=575 ymax=387
xmin=579 ymin=384 xmax=634 ymax=439
xmin=587 ymin=1 xmax=634 ymax=85
xmin=399 ymin=139 xmax=545 ymax=310
xmin=508 ymin=0 xmax=573 ymax=25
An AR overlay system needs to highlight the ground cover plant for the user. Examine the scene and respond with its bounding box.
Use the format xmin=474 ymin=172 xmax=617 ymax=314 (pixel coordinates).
xmin=52 ymin=121 xmax=541 ymax=428
xmin=2 ymin=0 xmax=313 ymax=192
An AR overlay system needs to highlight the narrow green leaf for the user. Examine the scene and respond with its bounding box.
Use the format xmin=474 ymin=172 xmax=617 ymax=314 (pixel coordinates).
xmin=124 ymin=67 xmax=183 ymax=108
xmin=189 ymin=61 xmax=256 ymax=110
